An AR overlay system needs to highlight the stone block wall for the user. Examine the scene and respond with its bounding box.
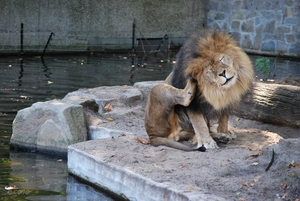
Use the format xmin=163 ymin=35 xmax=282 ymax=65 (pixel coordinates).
xmin=206 ymin=0 xmax=300 ymax=56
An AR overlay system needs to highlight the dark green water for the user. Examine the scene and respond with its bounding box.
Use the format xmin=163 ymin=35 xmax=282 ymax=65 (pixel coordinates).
xmin=0 ymin=53 xmax=299 ymax=200
xmin=0 ymin=53 xmax=174 ymax=201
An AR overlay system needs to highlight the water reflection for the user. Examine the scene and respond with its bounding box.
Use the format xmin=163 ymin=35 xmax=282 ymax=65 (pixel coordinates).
xmin=2 ymin=151 xmax=115 ymax=201
xmin=66 ymin=177 xmax=114 ymax=201
xmin=41 ymin=57 xmax=53 ymax=94
xmin=18 ymin=58 xmax=24 ymax=87
xmin=41 ymin=57 xmax=52 ymax=79
xmin=0 ymin=54 xmax=174 ymax=200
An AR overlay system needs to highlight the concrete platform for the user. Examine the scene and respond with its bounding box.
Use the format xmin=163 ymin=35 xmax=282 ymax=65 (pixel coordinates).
xmin=68 ymin=135 xmax=226 ymax=201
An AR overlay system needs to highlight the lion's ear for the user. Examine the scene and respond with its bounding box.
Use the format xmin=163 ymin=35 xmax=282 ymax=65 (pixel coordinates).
xmin=185 ymin=66 xmax=197 ymax=80
xmin=186 ymin=58 xmax=204 ymax=80
xmin=190 ymin=69 xmax=199 ymax=80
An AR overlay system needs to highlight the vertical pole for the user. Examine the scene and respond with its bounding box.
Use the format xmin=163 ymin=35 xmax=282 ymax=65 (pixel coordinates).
xmin=41 ymin=32 xmax=54 ymax=58
xmin=131 ymin=19 xmax=136 ymax=67
xmin=20 ymin=23 xmax=24 ymax=56
xmin=132 ymin=19 xmax=135 ymax=56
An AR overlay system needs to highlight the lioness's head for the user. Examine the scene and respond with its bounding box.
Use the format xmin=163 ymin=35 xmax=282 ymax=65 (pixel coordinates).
xmin=186 ymin=32 xmax=254 ymax=110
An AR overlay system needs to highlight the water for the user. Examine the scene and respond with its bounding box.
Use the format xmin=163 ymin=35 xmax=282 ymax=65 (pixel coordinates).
xmin=0 ymin=53 xmax=174 ymax=200
xmin=0 ymin=53 xmax=299 ymax=200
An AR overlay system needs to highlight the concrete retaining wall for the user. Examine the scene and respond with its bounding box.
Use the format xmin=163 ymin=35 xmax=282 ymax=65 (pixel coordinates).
xmin=0 ymin=0 xmax=299 ymax=56
xmin=0 ymin=0 xmax=206 ymax=54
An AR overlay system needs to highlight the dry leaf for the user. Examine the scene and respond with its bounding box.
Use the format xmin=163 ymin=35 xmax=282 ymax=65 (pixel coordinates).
xmin=188 ymin=186 xmax=194 ymax=190
xmin=282 ymin=192 xmax=288 ymax=198
xmin=5 ymin=185 xmax=18 ymax=190
xmin=107 ymin=116 xmax=113 ymax=121
xmin=241 ymin=182 xmax=248 ymax=186
xmin=281 ymin=183 xmax=287 ymax=190
xmin=221 ymin=162 xmax=226 ymax=167
xmin=252 ymin=162 xmax=259 ymax=166
xmin=135 ymin=137 xmax=149 ymax=145
xmin=104 ymin=103 xmax=113 ymax=111
xmin=143 ymin=138 xmax=149 ymax=144
xmin=245 ymin=153 xmax=260 ymax=159
xmin=287 ymin=160 xmax=300 ymax=168
xmin=247 ymin=146 xmax=254 ymax=151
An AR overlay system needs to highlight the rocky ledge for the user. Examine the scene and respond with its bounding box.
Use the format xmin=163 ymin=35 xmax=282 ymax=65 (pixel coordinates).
xmin=11 ymin=80 xmax=300 ymax=156
xmin=10 ymin=81 xmax=162 ymax=156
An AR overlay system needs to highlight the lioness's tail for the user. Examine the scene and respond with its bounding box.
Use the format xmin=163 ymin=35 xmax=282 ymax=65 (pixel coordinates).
xmin=150 ymin=137 xmax=206 ymax=152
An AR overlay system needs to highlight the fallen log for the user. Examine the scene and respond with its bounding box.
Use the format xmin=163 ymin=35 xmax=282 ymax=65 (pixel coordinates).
xmin=234 ymin=82 xmax=300 ymax=128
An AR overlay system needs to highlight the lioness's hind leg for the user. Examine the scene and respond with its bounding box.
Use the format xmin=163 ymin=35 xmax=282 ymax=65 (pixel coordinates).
xmin=178 ymin=78 xmax=196 ymax=106
xmin=162 ymin=78 xmax=196 ymax=106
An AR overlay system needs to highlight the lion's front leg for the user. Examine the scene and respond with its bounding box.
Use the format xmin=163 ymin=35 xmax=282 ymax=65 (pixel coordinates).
xmin=210 ymin=113 xmax=236 ymax=143
xmin=187 ymin=110 xmax=219 ymax=149
xmin=217 ymin=112 xmax=228 ymax=133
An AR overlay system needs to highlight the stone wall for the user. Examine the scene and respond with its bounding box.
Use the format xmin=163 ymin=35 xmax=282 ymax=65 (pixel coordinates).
xmin=206 ymin=0 xmax=300 ymax=56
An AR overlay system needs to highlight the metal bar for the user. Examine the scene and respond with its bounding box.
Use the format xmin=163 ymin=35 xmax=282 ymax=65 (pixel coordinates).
xmin=132 ymin=19 xmax=136 ymax=56
xmin=131 ymin=19 xmax=136 ymax=68
xmin=41 ymin=32 xmax=55 ymax=58
xmin=154 ymin=34 xmax=169 ymax=57
xmin=20 ymin=23 xmax=24 ymax=56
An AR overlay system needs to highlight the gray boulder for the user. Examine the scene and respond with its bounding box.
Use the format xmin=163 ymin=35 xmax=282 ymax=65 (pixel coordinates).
xmin=10 ymin=84 xmax=152 ymax=155
xmin=11 ymin=99 xmax=87 ymax=155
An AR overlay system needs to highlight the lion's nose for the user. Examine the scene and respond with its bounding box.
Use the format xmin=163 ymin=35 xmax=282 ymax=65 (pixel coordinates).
xmin=218 ymin=70 xmax=226 ymax=77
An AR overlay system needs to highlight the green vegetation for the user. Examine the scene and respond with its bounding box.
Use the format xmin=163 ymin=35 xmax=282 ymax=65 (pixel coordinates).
xmin=255 ymin=57 xmax=271 ymax=75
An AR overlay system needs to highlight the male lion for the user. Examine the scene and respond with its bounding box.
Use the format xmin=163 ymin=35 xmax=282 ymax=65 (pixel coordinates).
xmin=145 ymin=29 xmax=254 ymax=151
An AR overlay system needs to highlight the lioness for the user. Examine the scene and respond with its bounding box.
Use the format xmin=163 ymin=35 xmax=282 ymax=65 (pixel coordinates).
xmin=145 ymin=79 xmax=205 ymax=151
xmin=145 ymin=29 xmax=254 ymax=151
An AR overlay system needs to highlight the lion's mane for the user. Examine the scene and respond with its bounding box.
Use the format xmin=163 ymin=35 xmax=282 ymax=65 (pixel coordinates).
xmin=171 ymin=30 xmax=254 ymax=117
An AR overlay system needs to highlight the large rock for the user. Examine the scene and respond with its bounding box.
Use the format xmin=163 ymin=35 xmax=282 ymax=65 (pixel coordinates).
xmin=10 ymin=85 xmax=149 ymax=155
xmin=11 ymin=100 xmax=87 ymax=155
xmin=62 ymin=85 xmax=146 ymax=140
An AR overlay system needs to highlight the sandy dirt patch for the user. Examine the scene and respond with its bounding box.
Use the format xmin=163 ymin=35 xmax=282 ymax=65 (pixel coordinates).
xmin=74 ymin=83 xmax=300 ymax=200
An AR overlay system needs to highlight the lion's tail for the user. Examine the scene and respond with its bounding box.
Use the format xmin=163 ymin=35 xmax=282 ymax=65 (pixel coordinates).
xmin=150 ymin=137 xmax=205 ymax=152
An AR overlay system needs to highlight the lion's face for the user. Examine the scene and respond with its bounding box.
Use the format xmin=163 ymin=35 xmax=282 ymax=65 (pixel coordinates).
xmin=203 ymin=54 xmax=237 ymax=89
xmin=186 ymin=50 xmax=253 ymax=110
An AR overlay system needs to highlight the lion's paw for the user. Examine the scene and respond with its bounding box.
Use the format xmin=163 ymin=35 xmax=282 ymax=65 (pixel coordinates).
xmin=209 ymin=124 xmax=218 ymax=134
xmin=197 ymin=140 xmax=219 ymax=149
xmin=211 ymin=131 xmax=236 ymax=144
xmin=227 ymin=130 xmax=237 ymax=139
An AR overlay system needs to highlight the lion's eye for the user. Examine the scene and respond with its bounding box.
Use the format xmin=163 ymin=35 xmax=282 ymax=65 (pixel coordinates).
xmin=219 ymin=56 xmax=224 ymax=62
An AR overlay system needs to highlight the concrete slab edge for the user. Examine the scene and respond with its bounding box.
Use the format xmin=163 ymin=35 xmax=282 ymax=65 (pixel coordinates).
xmin=68 ymin=145 xmax=226 ymax=201
xmin=88 ymin=126 xmax=133 ymax=140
